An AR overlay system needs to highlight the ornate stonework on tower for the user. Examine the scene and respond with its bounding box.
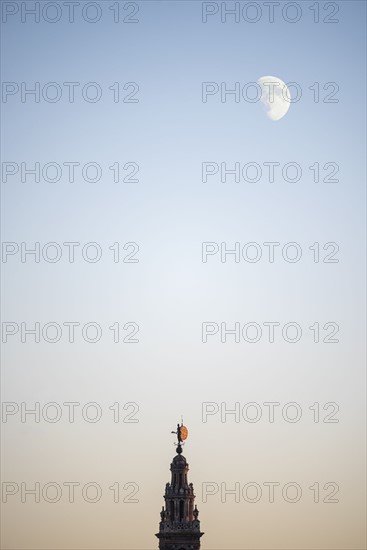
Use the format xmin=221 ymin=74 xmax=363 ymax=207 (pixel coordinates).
xmin=155 ymin=423 xmax=204 ymax=550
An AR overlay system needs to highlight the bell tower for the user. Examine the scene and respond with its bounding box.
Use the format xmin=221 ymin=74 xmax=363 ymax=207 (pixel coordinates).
xmin=155 ymin=423 xmax=204 ymax=550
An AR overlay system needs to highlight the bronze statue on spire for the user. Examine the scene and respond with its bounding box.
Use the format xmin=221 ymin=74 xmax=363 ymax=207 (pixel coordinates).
xmin=171 ymin=421 xmax=188 ymax=454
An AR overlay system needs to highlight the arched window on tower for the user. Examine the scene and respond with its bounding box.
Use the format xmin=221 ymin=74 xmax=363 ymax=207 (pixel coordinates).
xmin=170 ymin=500 xmax=174 ymax=520
xmin=179 ymin=499 xmax=184 ymax=521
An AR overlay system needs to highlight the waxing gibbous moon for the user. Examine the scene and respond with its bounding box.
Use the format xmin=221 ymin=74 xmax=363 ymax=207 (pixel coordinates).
xmin=257 ymin=76 xmax=291 ymax=121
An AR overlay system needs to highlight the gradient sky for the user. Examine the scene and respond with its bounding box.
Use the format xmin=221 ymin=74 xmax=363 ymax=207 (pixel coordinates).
xmin=1 ymin=1 xmax=366 ymax=549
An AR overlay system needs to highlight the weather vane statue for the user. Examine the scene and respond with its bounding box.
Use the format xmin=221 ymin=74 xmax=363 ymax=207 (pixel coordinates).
xmin=171 ymin=419 xmax=188 ymax=454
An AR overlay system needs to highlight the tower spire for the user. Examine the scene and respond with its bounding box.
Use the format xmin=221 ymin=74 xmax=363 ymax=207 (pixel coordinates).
xmin=156 ymin=422 xmax=204 ymax=550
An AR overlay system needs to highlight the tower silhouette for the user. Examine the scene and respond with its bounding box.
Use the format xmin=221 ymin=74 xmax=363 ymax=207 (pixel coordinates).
xmin=155 ymin=423 xmax=204 ymax=550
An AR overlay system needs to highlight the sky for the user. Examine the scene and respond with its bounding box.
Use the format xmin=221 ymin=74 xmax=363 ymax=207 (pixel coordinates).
xmin=1 ymin=1 xmax=366 ymax=549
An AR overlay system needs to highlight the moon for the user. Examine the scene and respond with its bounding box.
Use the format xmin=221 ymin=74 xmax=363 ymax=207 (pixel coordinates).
xmin=257 ymin=76 xmax=291 ymax=121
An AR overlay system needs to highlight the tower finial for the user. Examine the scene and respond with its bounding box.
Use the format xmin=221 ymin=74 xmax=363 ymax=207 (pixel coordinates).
xmin=171 ymin=421 xmax=188 ymax=454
